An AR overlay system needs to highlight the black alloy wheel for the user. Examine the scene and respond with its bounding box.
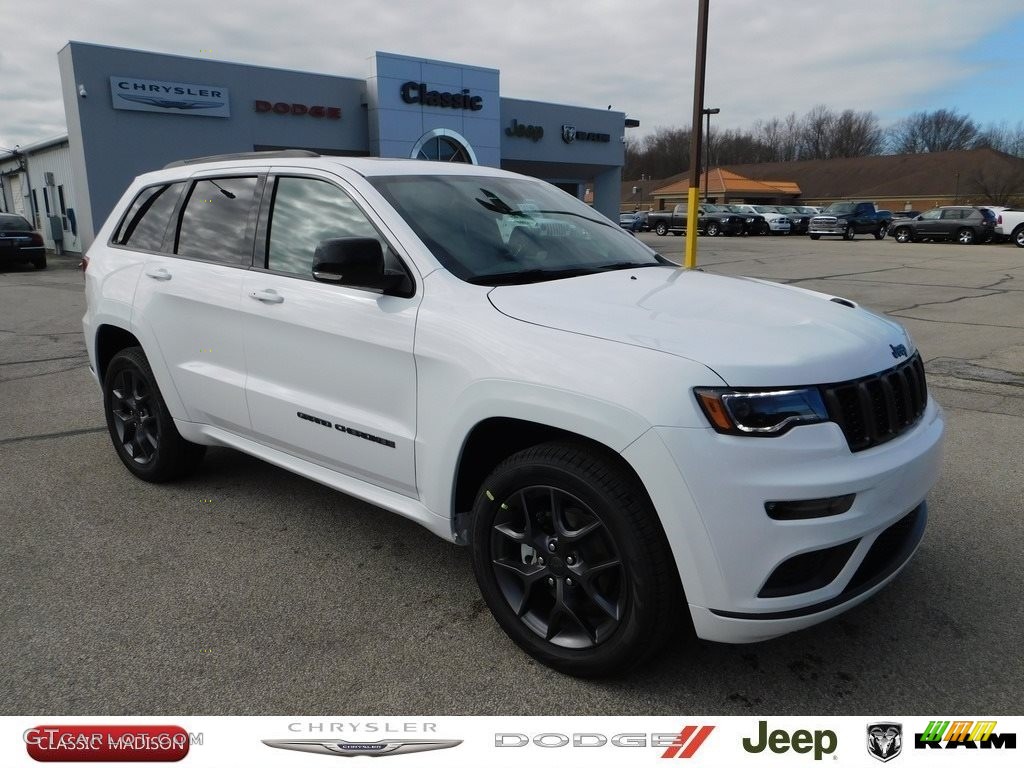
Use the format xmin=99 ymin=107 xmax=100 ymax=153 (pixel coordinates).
xmin=103 ymin=347 xmax=206 ymax=482
xmin=895 ymin=227 xmax=913 ymax=243
xmin=957 ymin=227 xmax=975 ymax=245
xmin=470 ymin=442 xmax=683 ymax=677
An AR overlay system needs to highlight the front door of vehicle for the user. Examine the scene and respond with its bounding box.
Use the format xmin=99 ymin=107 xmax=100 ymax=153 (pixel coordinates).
xmin=915 ymin=208 xmax=943 ymax=237
xmin=131 ymin=174 xmax=262 ymax=433
xmin=241 ymin=172 xmax=420 ymax=497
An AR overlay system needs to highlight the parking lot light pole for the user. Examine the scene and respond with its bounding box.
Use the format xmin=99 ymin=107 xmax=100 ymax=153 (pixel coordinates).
xmin=702 ymin=108 xmax=719 ymax=202
xmin=684 ymin=0 xmax=710 ymax=269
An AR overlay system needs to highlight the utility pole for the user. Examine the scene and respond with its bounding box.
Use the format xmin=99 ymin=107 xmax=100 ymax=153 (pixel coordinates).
xmin=684 ymin=0 xmax=710 ymax=269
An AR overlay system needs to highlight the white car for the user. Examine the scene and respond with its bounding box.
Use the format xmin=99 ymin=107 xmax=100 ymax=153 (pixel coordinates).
xmin=729 ymin=204 xmax=792 ymax=234
xmin=82 ymin=151 xmax=944 ymax=677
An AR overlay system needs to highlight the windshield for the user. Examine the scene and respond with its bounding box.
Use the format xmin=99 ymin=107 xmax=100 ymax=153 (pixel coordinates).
xmin=753 ymin=206 xmax=778 ymax=214
xmin=824 ymin=202 xmax=856 ymax=214
xmin=369 ymin=175 xmax=665 ymax=285
xmin=727 ymin=205 xmax=752 ymax=214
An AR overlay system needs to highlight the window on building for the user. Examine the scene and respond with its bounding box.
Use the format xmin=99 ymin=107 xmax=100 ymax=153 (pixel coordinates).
xmin=175 ymin=177 xmax=259 ymax=265
xmin=416 ymin=136 xmax=472 ymax=163
xmin=265 ymin=176 xmax=386 ymax=276
xmin=43 ymin=188 xmax=51 ymax=216
xmin=112 ymin=183 xmax=187 ymax=251
xmin=30 ymin=189 xmax=40 ymax=228
xmin=58 ymin=185 xmax=68 ymax=231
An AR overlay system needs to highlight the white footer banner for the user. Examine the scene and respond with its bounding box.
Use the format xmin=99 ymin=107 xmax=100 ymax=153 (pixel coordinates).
xmin=2 ymin=715 xmax=1020 ymax=766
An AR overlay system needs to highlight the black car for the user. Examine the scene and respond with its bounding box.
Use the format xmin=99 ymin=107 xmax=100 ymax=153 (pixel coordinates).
xmin=888 ymin=206 xmax=996 ymax=245
xmin=0 ymin=214 xmax=46 ymax=269
xmin=773 ymin=205 xmax=812 ymax=234
xmin=698 ymin=204 xmax=746 ymax=236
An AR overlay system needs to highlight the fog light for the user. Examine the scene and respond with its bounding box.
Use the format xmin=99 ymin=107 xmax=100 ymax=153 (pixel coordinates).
xmin=765 ymin=494 xmax=855 ymax=520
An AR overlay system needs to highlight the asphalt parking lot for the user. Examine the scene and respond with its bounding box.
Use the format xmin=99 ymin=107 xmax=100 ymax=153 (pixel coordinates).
xmin=2 ymin=233 xmax=1022 ymax=715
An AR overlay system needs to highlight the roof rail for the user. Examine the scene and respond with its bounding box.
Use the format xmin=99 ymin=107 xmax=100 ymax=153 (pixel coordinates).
xmin=163 ymin=149 xmax=320 ymax=169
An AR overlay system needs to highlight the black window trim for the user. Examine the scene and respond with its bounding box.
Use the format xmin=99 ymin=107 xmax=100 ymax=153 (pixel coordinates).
xmin=108 ymin=181 xmax=188 ymax=256
xmin=251 ymin=171 xmax=418 ymax=298
xmin=169 ymin=173 xmax=266 ymax=269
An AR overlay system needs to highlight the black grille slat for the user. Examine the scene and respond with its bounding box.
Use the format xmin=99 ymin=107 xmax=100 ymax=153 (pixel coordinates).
xmin=822 ymin=353 xmax=928 ymax=452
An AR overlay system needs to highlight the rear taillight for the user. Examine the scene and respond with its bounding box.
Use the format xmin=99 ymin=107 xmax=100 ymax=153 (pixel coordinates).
xmin=998 ymin=214 xmax=1003 ymax=225
xmin=30 ymin=233 xmax=44 ymax=246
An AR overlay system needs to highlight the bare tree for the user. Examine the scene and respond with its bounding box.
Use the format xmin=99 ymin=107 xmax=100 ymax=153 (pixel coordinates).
xmin=830 ymin=109 xmax=884 ymax=157
xmin=798 ymin=105 xmax=835 ymax=159
xmin=888 ymin=109 xmax=979 ymax=153
xmin=969 ymin=165 xmax=1024 ymax=206
xmin=974 ymin=121 xmax=1024 ymax=157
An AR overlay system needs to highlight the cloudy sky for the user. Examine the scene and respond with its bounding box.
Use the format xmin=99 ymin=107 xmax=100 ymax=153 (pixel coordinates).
xmin=2 ymin=0 xmax=1023 ymax=150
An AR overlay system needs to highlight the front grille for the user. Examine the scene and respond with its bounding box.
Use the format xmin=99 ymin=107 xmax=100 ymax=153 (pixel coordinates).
xmin=821 ymin=353 xmax=927 ymax=452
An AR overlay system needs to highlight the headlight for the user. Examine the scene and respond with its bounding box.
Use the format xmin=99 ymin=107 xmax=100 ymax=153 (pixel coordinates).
xmin=694 ymin=387 xmax=828 ymax=436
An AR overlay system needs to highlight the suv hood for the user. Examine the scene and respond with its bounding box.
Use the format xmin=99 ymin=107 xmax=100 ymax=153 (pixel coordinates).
xmin=488 ymin=266 xmax=913 ymax=386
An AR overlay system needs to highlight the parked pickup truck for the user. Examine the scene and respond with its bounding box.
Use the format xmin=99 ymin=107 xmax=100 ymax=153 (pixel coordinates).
xmin=809 ymin=202 xmax=891 ymax=241
xmin=648 ymin=204 xmax=749 ymax=237
xmin=995 ymin=209 xmax=1024 ymax=248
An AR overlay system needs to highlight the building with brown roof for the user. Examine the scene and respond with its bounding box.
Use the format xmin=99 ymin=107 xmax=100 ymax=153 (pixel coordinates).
xmin=623 ymin=148 xmax=1024 ymax=213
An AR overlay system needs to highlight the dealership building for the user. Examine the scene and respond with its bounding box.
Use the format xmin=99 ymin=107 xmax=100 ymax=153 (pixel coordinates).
xmin=0 ymin=42 xmax=631 ymax=253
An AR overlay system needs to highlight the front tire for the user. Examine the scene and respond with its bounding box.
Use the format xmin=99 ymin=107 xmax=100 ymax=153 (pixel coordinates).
xmin=470 ymin=442 xmax=682 ymax=677
xmin=706 ymin=222 xmax=720 ymax=237
xmin=875 ymin=224 xmax=887 ymax=240
xmin=843 ymin=224 xmax=856 ymax=241
xmin=894 ymin=226 xmax=913 ymax=243
xmin=655 ymin=222 xmax=668 ymax=236
xmin=809 ymin=234 xmax=821 ymax=240
xmin=103 ymin=347 xmax=206 ymax=482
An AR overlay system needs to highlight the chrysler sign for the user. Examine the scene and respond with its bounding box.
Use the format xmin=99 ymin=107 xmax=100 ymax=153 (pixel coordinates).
xmin=110 ymin=77 xmax=230 ymax=117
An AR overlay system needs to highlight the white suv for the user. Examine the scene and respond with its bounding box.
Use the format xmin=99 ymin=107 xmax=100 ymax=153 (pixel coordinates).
xmin=83 ymin=151 xmax=944 ymax=677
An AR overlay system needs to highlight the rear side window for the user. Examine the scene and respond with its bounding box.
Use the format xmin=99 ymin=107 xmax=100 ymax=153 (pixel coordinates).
xmin=0 ymin=214 xmax=34 ymax=232
xmin=175 ymin=177 xmax=259 ymax=265
xmin=112 ymin=183 xmax=186 ymax=251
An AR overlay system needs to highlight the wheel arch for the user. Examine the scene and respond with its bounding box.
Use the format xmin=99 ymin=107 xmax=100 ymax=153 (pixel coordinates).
xmin=95 ymin=324 xmax=142 ymax=382
xmin=452 ymin=417 xmax=653 ymax=541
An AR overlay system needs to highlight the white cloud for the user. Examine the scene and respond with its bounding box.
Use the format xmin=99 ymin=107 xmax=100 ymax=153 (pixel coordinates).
xmin=1 ymin=0 xmax=1022 ymax=148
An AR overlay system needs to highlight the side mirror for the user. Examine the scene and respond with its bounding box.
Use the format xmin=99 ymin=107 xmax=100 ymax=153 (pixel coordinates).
xmin=312 ymin=237 xmax=408 ymax=295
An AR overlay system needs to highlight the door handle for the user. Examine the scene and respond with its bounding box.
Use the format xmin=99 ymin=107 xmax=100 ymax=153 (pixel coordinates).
xmin=250 ymin=289 xmax=284 ymax=304
xmin=145 ymin=268 xmax=172 ymax=281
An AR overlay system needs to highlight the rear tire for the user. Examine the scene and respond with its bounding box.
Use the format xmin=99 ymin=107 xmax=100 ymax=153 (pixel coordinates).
xmin=470 ymin=441 xmax=684 ymax=678
xmin=1013 ymin=225 xmax=1024 ymax=249
xmin=809 ymin=234 xmax=821 ymax=240
xmin=103 ymin=347 xmax=206 ymax=482
xmin=32 ymin=254 xmax=47 ymax=269
xmin=655 ymin=222 xmax=668 ymax=236
xmin=957 ymin=227 xmax=975 ymax=245
xmin=895 ymin=227 xmax=913 ymax=243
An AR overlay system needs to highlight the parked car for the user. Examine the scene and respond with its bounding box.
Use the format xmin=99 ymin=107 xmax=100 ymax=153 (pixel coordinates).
xmin=994 ymin=209 xmax=1024 ymax=248
xmin=772 ymin=205 xmax=812 ymax=235
xmin=809 ymin=202 xmax=889 ymax=241
xmin=0 ymin=213 xmax=46 ymax=269
xmin=729 ymin=204 xmax=791 ymax=234
xmin=647 ymin=204 xmax=745 ymax=236
xmin=888 ymin=206 xmax=996 ymax=245
xmin=891 ymin=210 xmax=921 ymax=220
xmin=82 ymin=150 xmax=944 ymax=677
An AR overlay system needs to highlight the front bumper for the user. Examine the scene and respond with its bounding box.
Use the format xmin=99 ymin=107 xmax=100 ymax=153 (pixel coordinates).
xmin=623 ymin=397 xmax=944 ymax=643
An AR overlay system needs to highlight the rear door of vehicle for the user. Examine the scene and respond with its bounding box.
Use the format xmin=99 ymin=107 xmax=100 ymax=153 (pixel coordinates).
xmin=131 ymin=171 xmax=263 ymax=433
xmin=939 ymin=208 xmax=968 ymax=239
xmin=240 ymin=168 xmax=420 ymax=496
xmin=915 ymin=209 xmax=943 ymax=237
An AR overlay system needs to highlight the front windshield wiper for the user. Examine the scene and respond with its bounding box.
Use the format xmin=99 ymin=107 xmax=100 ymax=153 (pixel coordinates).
xmin=467 ymin=262 xmax=662 ymax=286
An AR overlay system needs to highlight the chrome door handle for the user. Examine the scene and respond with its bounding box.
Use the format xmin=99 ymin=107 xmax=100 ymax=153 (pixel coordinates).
xmin=145 ymin=268 xmax=172 ymax=281
xmin=250 ymin=289 xmax=284 ymax=304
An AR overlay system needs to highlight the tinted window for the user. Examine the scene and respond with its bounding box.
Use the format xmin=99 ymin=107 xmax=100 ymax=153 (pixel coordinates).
xmin=0 ymin=214 xmax=34 ymax=232
xmin=370 ymin=174 xmax=663 ymax=284
xmin=266 ymin=177 xmax=384 ymax=275
xmin=113 ymin=183 xmax=186 ymax=250
xmin=176 ymin=177 xmax=258 ymax=265
xmin=920 ymin=209 xmax=942 ymax=220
